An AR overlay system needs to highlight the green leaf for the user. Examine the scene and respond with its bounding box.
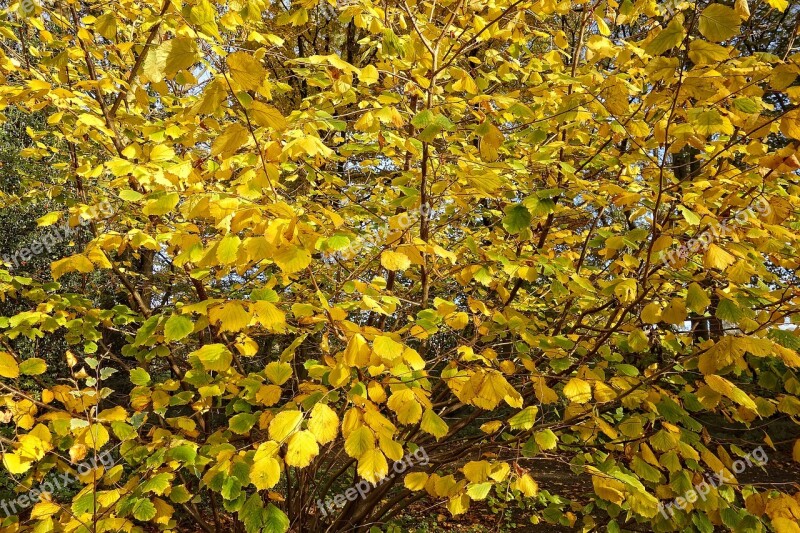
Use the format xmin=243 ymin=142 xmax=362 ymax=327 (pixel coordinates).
xmin=130 ymin=368 xmax=151 ymax=386
xmin=509 ymin=406 xmax=538 ymax=430
xmin=264 ymin=503 xmax=289 ymax=533
xmin=164 ymin=314 xmax=194 ymax=342
xmin=502 ymin=204 xmax=532 ymax=234
xmin=686 ymin=282 xmax=711 ymax=314
xmin=141 ymin=473 xmax=173 ymax=494
xmin=229 ymin=412 xmax=258 ymax=434
xmin=190 ymin=343 xmax=233 ymax=372
xmin=645 ymin=19 xmax=685 ymax=56
xmin=132 ymin=498 xmax=157 ymax=521
xmin=19 ymin=358 xmax=46 ymax=376
xmin=534 ymin=429 xmax=558 ymax=450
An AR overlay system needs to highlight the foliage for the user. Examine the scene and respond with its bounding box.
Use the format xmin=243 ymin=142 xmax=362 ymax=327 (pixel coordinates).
xmin=1 ymin=0 xmax=800 ymax=532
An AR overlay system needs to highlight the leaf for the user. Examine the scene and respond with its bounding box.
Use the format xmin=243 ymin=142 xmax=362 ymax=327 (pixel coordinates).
xmin=273 ymin=245 xmax=312 ymax=274
xmin=699 ymin=4 xmax=741 ymax=42
xmin=705 ymin=375 xmax=758 ymax=412
xmin=645 ymin=19 xmax=685 ymax=56
xmin=534 ymin=429 xmax=558 ymax=450
xmin=142 ymin=192 xmax=179 ymax=216
xmin=130 ymin=368 xmax=151 ymax=386
xmin=373 ymin=335 xmax=404 ymax=362
xmin=212 ymin=123 xmax=250 ymax=158
xmin=387 ymin=388 xmax=422 ymax=424
xmin=209 ymin=302 xmax=252 ymax=333
xmin=269 ymin=410 xmax=303 ymax=442
xmin=0 ymin=352 xmax=19 ymax=378
xmin=227 ymin=52 xmax=266 ymax=91
xmin=19 ymin=358 xmax=46 ymax=375
xmin=190 ymin=344 xmax=232 ymax=372
xmin=641 ymin=302 xmax=662 ymax=324
xmin=420 ymin=409 xmax=449 ymax=440
xmin=502 ymin=204 xmax=532 ymax=234
xmin=52 ymin=255 xmax=95 ymax=280
xmin=308 ymin=403 xmax=339 ymax=444
xmin=250 ymin=102 xmax=287 ymax=131
xmin=703 ymin=243 xmax=736 ymax=270
xmin=345 ymin=425 xmax=374 ymax=458
xmin=263 ymin=504 xmax=289 ymax=533
xmin=132 ymin=499 xmax=157 ymax=521
xmin=563 ymin=378 xmax=592 ymax=404
xmin=217 ymin=234 xmax=242 ymax=264
xmin=508 ymin=406 xmax=538 ymax=430
xmin=688 ymin=40 xmax=730 ymax=65
xmin=251 ymin=449 xmax=281 ymax=491
xmin=404 ymin=472 xmax=428 ymax=490
xmin=381 ymin=251 xmax=411 ymax=271
xmin=357 ymin=448 xmax=389 ymax=483
xmin=229 ymin=413 xmax=257 ymax=434
xmin=285 ymin=430 xmax=318 ymax=467
xmin=164 ymin=315 xmax=194 ymax=342
xmin=686 ymin=283 xmax=711 ymax=314
xmin=264 ymin=362 xmax=293 ymax=385
xmin=360 ymin=64 xmax=379 ymax=85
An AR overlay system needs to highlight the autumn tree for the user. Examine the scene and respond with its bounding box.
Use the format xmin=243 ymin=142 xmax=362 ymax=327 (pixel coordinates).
xmin=1 ymin=0 xmax=800 ymax=532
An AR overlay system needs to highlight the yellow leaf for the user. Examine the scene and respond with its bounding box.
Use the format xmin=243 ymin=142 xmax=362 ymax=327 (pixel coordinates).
xmin=251 ymin=443 xmax=282 ymax=490
xmin=227 ymin=52 xmax=266 ymax=91
xmin=79 ymin=423 xmax=109 ymax=450
xmin=387 ymin=389 xmax=422 ymax=424
xmin=212 ymin=123 xmax=250 ymax=158
xmin=0 ymin=352 xmax=19 ymax=378
xmin=216 ymin=234 xmax=241 ymax=264
xmin=264 ymin=362 xmax=293 ymax=386
xmin=373 ymin=335 xmax=404 ymax=364
xmin=661 ymin=298 xmax=687 ymax=325
xmin=142 ymin=192 xmax=179 ymax=216
xmin=285 ymin=430 xmax=318 ymax=467
xmin=513 ymin=474 xmax=538 ymax=497
xmin=308 ymin=403 xmax=339 ymax=445
xmin=250 ymin=102 xmax=287 ymax=131
xmin=404 ymin=472 xmax=428 ymax=491
xmin=189 ymin=344 xmax=232 ymax=372
xmin=360 ymin=64 xmax=379 ymax=85
xmin=381 ymin=251 xmax=411 ymax=271
xmin=357 ymin=448 xmax=388 ymax=483
xmin=447 ymin=494 xmax=470 ymax=516
xmin=445 ymin=312 xmax=469 ymax=330
xmin=420 ymin=409 xmax=448 ymax=440
xmin=2 ymin=452 xmax=32 ymax=474
xmin=564 ymin=378 xmax=592 ymax=404
xmin=699 ymin=4 xmax=741 ymax=42
xmin=51 ymin=254 xmax=95 ymax=280
xmin=641 ymin=302 xmax=662 ymax=324
xmin=703 ymin=243 xmax=736 ymax=270
xmin=705 ymin=375 xmax=758 ymax=412
xmin=273 ymin=245 xmax=311 ymax=274
xmin=209 ymin=302 xmax=252 ymax=333
xmin=269 ymin=410 xmax=303 ymax=442
xmin=463 ymin=461 xmax=491 ymax=483
xmin=345 ymin=425 xmax=374 ymax=458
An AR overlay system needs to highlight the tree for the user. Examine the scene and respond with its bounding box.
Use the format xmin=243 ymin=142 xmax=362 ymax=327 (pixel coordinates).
xmin=1 ymin=0 xmax=799 ymax=531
